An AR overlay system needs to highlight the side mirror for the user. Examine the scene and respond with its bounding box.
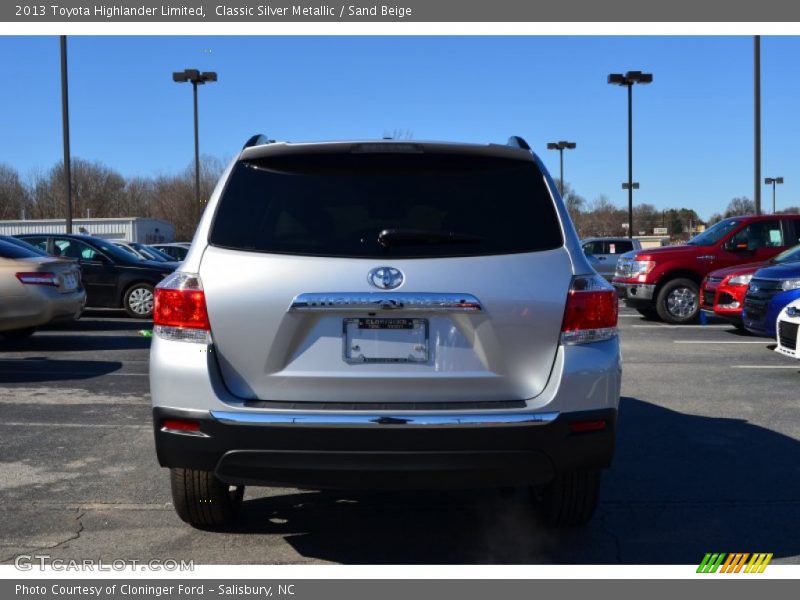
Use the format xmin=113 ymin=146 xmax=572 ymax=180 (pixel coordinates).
xmin=725 ymin=240 xmax=749 ymax=252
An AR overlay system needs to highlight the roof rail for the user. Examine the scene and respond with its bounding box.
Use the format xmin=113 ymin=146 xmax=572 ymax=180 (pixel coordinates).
xmin=242 ymin=134 xmax=271 ymax=149
xmin=507 ymin=136 xmax=531 ymax=151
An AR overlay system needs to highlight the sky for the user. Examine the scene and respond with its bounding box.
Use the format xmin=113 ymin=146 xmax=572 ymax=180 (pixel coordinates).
xmin=0 ymin=35 xmax=798 ymax=221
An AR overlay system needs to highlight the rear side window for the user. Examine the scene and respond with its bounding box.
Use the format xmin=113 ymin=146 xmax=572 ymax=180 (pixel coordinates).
xmin=729 ymin=220 xmax=784 ymax=250
xmin=209 ymin=153 xmax=563 ymax=258
xmin=612 ymin=241 xmax=633 ymax=254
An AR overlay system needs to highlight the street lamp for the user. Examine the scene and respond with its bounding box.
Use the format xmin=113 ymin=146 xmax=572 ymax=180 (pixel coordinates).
xmin=608 ymin=70 xmax=653 ymax=238
xmin=765 ymin=176 xmax=784 ymax=214
xmin=546 ymin=141 xmax=577 ymax=196
xmin=172 ymin=69 xmax=217 ymax=205
xmin=60 ymin=36 xmax=72 ymax=233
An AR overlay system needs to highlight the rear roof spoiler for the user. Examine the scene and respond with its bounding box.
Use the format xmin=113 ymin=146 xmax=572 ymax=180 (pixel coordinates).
xmin=242 ymin=134 xmax=275 ymax=149
xmin=507 ymin=136 xmax=531 ymax=151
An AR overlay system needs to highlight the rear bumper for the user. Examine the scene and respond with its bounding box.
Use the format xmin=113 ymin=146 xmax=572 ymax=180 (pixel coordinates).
xmin=0 ymin=289 xmax=85 ymax=332
xmin=613 ymin=281 xmax=655 ymax=311
xmin=153 ymin=406 xmax=617 ymax=489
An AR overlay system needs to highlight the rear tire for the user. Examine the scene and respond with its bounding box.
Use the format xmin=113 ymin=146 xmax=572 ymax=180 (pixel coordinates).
xmin=656 ymin=278 xmax=700 ymax=324
xmin=537 ymin=470 xmax=601 ymax=527
xmin=170 ymin=468 xmax=244 ymax=529
xmin=123 ymin=283 xmax=155 ymax=319
xmin=0 ymin=327 xmax=36 ymax=340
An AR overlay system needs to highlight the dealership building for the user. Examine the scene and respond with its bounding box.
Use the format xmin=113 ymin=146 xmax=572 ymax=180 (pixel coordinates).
xmin=0 ymin=217 xmax=175 ymax=244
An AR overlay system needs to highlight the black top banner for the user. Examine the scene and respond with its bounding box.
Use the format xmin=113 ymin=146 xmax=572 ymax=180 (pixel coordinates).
xmin=2 ymin=0 xmax=799 ymax=22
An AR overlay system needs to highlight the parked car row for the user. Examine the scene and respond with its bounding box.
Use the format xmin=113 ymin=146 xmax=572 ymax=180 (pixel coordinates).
xmin=700 ymin=243 xmax=800 ymax=335
xmin=611 ymin=214 xmax=800 ymax=324
xmin=0 ymin=234 xmax=190 ymax=336
xmin=0 ymin=236 xmax=85 ymax=339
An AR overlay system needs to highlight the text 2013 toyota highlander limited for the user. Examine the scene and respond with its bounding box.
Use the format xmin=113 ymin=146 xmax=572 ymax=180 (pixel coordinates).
xmin=149 ymin=136 xmax=621 ymax=529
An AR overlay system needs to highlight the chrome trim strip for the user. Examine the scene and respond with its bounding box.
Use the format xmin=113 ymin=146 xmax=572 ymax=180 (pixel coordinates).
xmin=210 ymin=410 xmax=558 ymax=427
xmin=289 ymin=292 xmax=483 ymax=312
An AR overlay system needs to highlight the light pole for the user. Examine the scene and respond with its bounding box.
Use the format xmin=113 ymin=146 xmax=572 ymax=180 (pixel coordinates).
xmin=765 ymin=177 xmax=784 ymax=213
xmin=172 ymin=69 xmax=217 ymax=205
xmin=60 ymin=36 xmax=72 ymax=233
xmin=546 ymin=141 xmax=576 ymax=196
xmin=608 ymin=70 xmax=653 ymax=238
xmin=755 ymin=36 xmax=762 ymax=215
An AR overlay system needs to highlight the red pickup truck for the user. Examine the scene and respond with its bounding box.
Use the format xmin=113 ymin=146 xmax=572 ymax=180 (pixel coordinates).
xmin=612 ymin=215 xmax=800 ymax=324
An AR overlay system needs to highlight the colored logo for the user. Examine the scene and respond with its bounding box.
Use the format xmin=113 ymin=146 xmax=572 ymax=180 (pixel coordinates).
xmin=697 ymin=552 xmax=773 ymax=573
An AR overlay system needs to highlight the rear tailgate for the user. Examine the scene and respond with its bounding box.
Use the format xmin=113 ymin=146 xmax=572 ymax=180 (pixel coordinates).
xmin=200 ymin=247 xmax=573 ymax=403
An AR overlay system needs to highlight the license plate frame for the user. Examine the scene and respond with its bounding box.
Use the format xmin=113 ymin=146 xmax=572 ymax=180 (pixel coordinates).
xmin=343 ymin=318 xmax=429 ymax=364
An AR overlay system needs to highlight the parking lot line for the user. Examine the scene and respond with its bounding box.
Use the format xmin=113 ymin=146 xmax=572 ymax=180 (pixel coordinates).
xmin=673 ymin=340 xmax=770 ymax=344
xmin=632 ymin=324 xmax=730 ymax=328
xmin=731 ymin=365 xmax=799 ymax=369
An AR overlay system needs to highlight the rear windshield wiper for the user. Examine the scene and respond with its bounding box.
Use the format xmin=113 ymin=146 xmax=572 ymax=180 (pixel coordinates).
xmin=377 ymin=228 xmax=485 ymax=247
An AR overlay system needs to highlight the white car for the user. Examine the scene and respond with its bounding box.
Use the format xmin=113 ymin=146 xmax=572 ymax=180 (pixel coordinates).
xmin=775 ymin=299 xmax=800 ymax=358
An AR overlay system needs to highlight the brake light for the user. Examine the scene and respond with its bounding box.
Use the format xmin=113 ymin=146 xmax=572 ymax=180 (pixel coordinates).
xmin=16 ymin=272 xmax=58 ymax=286
xmin=153 ymin=272 xmax=211 ymax=343
xmin=561 ymin=274 xmax=618 ymax=345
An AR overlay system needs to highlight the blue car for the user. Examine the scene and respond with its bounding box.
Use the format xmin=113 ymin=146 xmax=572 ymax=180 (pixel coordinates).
xmin=743 ymin=260 xmax=800 ymax=336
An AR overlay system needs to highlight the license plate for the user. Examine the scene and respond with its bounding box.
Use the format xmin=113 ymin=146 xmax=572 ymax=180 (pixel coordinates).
xmin=343 ymin=318 xmax=428 ymax=364
xmin=61 ymin=273 xmax=78 ymax=291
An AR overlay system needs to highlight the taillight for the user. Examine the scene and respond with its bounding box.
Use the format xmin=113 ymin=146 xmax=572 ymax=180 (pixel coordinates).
xmin=16 ymin=272 xmax=59 ymax=286
xmin=153 ymin=272 xmax=211 ymax=343
xmin=561 ymin=274 xmax=619 ymax=345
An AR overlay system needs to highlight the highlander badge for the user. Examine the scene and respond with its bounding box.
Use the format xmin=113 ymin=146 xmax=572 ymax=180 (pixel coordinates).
xmin=368 ymin=266 xmax=404 ymax=290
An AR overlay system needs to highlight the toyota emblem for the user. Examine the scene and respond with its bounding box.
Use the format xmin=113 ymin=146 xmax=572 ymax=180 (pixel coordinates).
xmin=368 ymin=267 xmax=404 ymax=290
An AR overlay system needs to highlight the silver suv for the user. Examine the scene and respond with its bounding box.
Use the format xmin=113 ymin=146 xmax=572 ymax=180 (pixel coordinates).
xmin=150 ymin=136 xmax=621 ymax=529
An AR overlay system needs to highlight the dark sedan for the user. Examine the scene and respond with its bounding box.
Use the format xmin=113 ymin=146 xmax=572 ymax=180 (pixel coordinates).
xmin=17 ymin=234 xmax=175 ymax=318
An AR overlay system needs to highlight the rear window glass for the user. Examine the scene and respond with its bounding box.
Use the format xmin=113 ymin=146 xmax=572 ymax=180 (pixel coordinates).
xmin=209 ymin=153 xmax=563 ymax=258
xmin=0 ymin=239 xmax=47 ymax=259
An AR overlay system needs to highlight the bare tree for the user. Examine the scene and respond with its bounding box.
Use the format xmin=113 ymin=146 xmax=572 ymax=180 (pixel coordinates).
xmin=0 ymin=163 xmax=30 ymax=220
xmin=724 ymin=197 xmax=756 ymax=218
xmin=580 ymin=196 xmax=626 ymax=237
xmin=633 ymin=203 xmax=660 ymax=235
xmin=554 ymin=179 xmax=586 ymax=234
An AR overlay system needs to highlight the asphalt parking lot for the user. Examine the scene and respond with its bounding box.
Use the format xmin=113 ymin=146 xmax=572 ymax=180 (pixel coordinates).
xmin=1 ymin=307 xmax=799 ymax=565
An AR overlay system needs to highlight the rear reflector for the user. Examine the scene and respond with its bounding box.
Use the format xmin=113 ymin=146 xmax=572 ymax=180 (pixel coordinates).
xmin=162 ymin=419 xmax=200 ymax=432
xmin=153 ymin=272 xmax=211 ymax=343
xmin=561 ymin=274 xmax=618 ymax=345
xmin=569 ymin=420 xmax=608 ymax=434
xmin=16 ymin=272 xmax=58 ymax=286
xmin=160 ymin=419 xmax=208 ymax=437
